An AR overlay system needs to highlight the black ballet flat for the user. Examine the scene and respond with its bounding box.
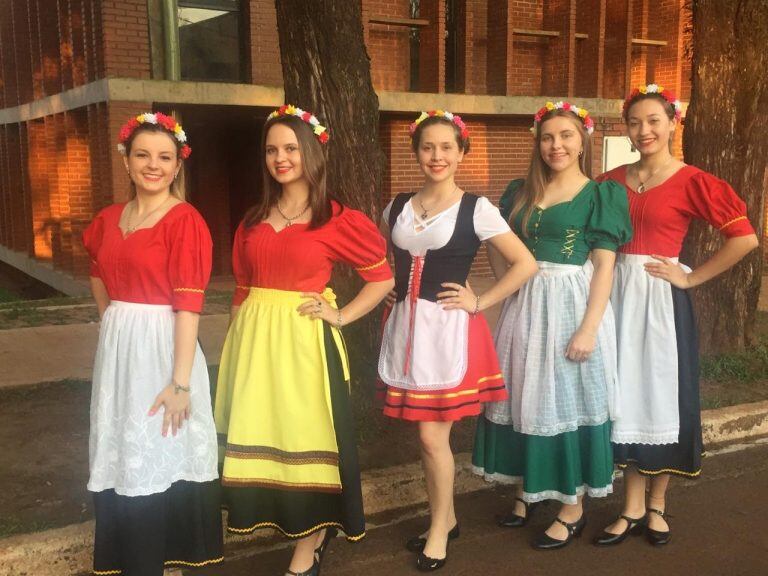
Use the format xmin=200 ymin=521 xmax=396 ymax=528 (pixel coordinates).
xmin=405 ymin=523 xmax=460 ymax=553
xmin=416 ymin=550 xmax=448 ymax=572
xmin=313 ymin=527 xmax=338 ymax=575
xmin=497 ymin=498 xmax=539 ymax=528
xmin=285 ymin=559 xmax=319 ymax=576
xmin=532 ymin=515 xmax=586 ymax=551
xmin=593 ymin=514 xmax=646 ymax=546
xmin=646 ymin=508 xmax=671 ymax=546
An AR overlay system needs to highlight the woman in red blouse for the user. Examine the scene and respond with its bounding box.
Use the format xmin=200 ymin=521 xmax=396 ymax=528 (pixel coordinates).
xmin=594 ymin=86 xmax=758 ymax=547
xmin=214 ymin=105 xmax=394 ymax=576
xmin=83 ymin=113 xmax=222 ymax=575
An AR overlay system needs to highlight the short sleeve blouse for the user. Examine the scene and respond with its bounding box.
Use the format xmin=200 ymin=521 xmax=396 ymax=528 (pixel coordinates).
xmin=231 ymin=201 xmax=392 ymax=306
xmin=499 ymin=178 xmax=632 ymax=265
xmin=82 ymin=202 xmax=213 ymax=312
xmin=597 ymin=164 xmax=755 ymax=256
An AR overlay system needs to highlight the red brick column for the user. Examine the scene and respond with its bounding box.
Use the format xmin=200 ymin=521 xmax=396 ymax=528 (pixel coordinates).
xmin=653 ymin=0 xmax=685 ymax=93
xmin=486 ymin=1 xmax=510 ymax=95
xmin=244 ymin=0 xmax=282 ymax=86
xmin=365 ymin=0 xmax=411 ymax=91
xmin=101 ymin=0 xmax=150 ymax=79
xmin=419 ymin=0 xmax=446 ymax=93
xmin=603 ymin=0 xmax=633 ymax=99
xmin=575 ymin=0 xmax=606 ymax=98
xmin=543 ymin=0 xmax=577 ymax=96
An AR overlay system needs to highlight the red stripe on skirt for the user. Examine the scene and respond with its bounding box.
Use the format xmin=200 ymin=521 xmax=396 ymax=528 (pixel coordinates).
xmin=378 ymin=313 xmax=506 ymax=422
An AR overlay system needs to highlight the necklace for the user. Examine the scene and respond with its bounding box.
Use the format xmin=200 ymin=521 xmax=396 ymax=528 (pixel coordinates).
xmin=417 ymin=184 xmax=458 ymax=220
xmin=276 ymin=200 xmax=309 ymax=226
xmin=125 ymin=196 xmax=172 ymax=235
xmin=635 ymin=157 xmax=674 ymax=193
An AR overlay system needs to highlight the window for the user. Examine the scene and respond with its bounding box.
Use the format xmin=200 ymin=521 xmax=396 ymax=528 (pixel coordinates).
xmin=178 ymin=0 xmax=243 ymax=82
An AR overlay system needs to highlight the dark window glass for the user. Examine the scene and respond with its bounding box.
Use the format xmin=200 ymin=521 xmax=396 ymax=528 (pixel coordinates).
xmin=178 ymin=0 xmax=242 ymax=82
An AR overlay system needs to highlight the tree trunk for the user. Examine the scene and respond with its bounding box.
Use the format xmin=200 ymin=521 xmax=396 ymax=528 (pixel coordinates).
xmin=681 ymin=0 xmax=767 ymax=355
xmin=274 ymin=0 xmax=386 ymax=362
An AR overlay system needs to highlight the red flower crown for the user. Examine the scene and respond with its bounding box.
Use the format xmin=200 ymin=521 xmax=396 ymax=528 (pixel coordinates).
xmin=117 ymin=112 xmax=191 ymax=159
xmin=267 ymin=104 xmax=329 ymax=144
xmin=623 ymin=84 xmax=682 ymax=121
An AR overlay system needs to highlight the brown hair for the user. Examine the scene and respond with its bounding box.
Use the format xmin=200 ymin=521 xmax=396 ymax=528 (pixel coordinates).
xmin=508 ymin=109 xmax=593 ymax=236
xmin=410 ymin=116 xmax=471 ymax=154
xmin=244 ymin=115 xmax=337 ymax=229
xmin=123 ymin=123 xmax=186 ymax=200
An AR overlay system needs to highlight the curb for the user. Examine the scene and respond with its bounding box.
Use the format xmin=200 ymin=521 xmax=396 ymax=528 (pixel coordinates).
xmin=2 ymin=401 xmax=768 ymax=576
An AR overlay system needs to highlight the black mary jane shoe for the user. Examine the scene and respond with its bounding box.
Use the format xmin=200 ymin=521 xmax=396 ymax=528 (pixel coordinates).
xmin=497 ymin=497 xmax=540 ymax=528
xmin=532 ymin=515 xmax=586 ymax=551
xmin=593 ymin=514 xmax=646 ymax=546
xmin=285 ymin=559 xmax=320 ymax=576
xmin=646 ymin=508 xmax=671 ymax=546
xmin=405 ymin=523 xmax=460 ymax=553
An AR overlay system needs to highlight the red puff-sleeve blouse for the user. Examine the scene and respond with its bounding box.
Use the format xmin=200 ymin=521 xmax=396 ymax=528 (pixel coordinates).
xmin=231 ymin=201 xmax=392 ymax=306
xmin=598 ymin=165 xmax=755 ymax=257
xmin=82 ymin=202 xmax=213 ymax=312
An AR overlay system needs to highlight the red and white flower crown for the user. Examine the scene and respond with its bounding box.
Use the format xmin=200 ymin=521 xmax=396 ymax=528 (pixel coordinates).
xmin=117 ymin=112 xmax=191 ymax=159
xmin=267 ymin=104 xmax=329 ymax=144
xmin=409 ymin=110 xmax=470 ymax=139
xmin=623 ymin=84 xmax=682 ymax=120
xmin=532 ymin=101 xmax=595 ymax=136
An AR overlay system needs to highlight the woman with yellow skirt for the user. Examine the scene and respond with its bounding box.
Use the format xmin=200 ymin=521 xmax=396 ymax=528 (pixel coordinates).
xmin=214 ymin=105 xmax=394 ymax=576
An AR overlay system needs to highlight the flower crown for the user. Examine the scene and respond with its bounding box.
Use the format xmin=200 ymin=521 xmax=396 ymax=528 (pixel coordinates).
xmin=623 ymin=84 xmax=682 ymax=121
xmin=409 ymin=110 xmax=470 ymax=140
xmin=532 ymin=101 xmax=595 ymax=136
xmin=117 ymin=112 xmax=191 ymax=159
xmin=267 ymin=104 xmax=329 ymax=144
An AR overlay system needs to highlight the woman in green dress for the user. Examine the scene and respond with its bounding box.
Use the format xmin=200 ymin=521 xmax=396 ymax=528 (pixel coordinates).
xmin=473 ymin=102 xmax=632 ymax=549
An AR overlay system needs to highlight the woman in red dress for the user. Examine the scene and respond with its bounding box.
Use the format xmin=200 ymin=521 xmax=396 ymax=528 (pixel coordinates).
xmin=83 ymin=113 xmax=222 ymax=575
xmin=594 ymin=85 xmax=758 ymax=547
xmin=214 ymin=105 xmax=394 ymax=576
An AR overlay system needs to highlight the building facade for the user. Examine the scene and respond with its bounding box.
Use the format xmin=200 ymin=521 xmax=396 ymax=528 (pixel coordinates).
xmin=0 ymin=0 xmax=702 ymax=292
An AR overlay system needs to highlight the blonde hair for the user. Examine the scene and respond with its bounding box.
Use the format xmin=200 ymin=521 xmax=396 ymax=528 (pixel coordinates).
xmin=509 ymin=110 xmax=592 ymax=236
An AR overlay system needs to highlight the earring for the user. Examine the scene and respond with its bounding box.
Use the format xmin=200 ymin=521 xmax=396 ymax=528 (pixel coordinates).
xmin=579 ymin=151 xmax=583 ymax=157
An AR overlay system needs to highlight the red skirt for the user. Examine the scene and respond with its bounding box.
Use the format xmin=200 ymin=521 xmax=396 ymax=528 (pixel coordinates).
xmin=377 ymin=313 xmax=506 ymax=422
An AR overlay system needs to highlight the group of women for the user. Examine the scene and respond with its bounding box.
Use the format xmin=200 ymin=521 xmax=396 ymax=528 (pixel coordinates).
xmin=82 ymin=83 xmax=758 ymax=576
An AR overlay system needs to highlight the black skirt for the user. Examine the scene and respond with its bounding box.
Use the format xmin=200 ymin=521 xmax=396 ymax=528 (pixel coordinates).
xmin=222 ymin=324 xmax=366 ymax=541
xmin=613 ymin=286 xmax=703 ymax=478
xmin=92 ymin=479 xmax=223 ymax=575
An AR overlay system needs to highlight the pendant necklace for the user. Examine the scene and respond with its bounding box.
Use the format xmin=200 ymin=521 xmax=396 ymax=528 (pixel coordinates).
xmin=418 ymin=184 xmax=458 ymax=220
xmin=636 ymin=158 xmax=673 ymax=194
xmin=276 ymin=200 xmax=309 ymax=227
xmin=125 ymin=196 xmax=172 ymax=235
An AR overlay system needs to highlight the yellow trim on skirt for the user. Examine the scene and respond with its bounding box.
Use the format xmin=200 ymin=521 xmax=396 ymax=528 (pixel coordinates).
xmin=215 ymin=287 xmax=349 ymax=491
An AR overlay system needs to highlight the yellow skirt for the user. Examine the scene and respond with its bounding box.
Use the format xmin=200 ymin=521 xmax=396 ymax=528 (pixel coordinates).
xmin=216 ymin=286 xmax=349 ymax=490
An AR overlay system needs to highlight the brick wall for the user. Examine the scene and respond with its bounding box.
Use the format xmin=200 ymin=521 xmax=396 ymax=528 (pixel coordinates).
xmin=101 ymin=0 xmax=151 ymax=79
xmin=365 ymin=0 xmax=412 ymax=91
xmin=575 ymin=0 xmax=605 ymax=97
xmin=244 ymin=0 xmax=282 ymax=86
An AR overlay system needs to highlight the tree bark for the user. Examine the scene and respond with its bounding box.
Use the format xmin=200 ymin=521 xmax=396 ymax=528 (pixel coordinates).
xmin=273 ymin=0 xmax=386 ymax=359
xmin=681 ymin=0 xmax=767 ymax=355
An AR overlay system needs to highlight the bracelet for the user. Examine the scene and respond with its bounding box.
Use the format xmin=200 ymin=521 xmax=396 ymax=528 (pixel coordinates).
xmin=173 ymin=380 xmax=190 ymax=394
xmin=472 ymin=295 xmax=481 ymax=316
xmin=335 ymin=309 xmax=343 ymax=329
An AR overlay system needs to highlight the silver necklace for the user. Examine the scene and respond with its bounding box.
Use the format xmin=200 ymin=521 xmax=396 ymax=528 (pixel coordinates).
xmin=635 ymin=158 xmax=673 ymax=193
xmin=125 ymin=197 xmax=172 ymax=235
xmin=418 ymin=184 xmax=458 ymax=219
xmin=276 ymin=201 xmax=309 ymax=226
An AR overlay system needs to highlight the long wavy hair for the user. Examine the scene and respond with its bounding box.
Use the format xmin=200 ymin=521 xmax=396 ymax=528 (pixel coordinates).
xmin=245 ymin=115 xmax=338 ymax=229
xmin=508 ymin=110 xmax=592 ymax=236
xmin=123 ymin=123 xmax=186 ymax=200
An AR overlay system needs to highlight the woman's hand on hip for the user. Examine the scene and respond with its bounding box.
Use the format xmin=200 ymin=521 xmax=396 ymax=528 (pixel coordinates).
xmin=645 ymin=255 xmax=691 ymax=289
xmin=437 ymin=281 xmax=479 ymax=313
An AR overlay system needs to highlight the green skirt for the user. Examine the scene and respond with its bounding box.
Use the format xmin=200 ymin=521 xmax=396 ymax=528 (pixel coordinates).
xmin=472 ymin=417 xmax=614 ymax=504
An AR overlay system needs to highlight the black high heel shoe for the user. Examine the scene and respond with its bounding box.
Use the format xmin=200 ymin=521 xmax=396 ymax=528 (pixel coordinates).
xmin=532 ymin=515 xmax=586 ymax=551
xmin=314 ymin=527 xmax=338 ymax=575
xmin=497 ymin=498 xmax=540 ymax=528
xmin=646 ymin=508 xmax=671 ymax=546
xmin=593 ymin=514 xmax=646 ymax=546
xmin=405 ymin=523 xmax=460 ymax=553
